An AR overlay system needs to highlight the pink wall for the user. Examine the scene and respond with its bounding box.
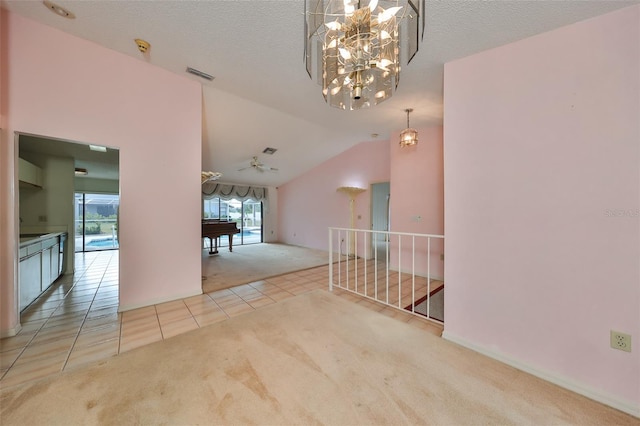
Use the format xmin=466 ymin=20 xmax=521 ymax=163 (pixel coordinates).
xmin=278 ymin=139 xmax=389 ymax=250
xmin=0 ymin=8 xmax=18 ymax=336
xmin=277 ymin=126 xmax=445 ymax=282
xmin=443 ymin=5 xmax=639 ymax=413
xmin=1 ymin=11 xmax=203 ymax=333
xmin=390 ymin=127 xmax=444 ymax=278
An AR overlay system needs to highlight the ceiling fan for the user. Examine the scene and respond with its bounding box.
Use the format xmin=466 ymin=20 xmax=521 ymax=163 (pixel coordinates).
xmin=238 ymin=156 xmax=278 ymax=173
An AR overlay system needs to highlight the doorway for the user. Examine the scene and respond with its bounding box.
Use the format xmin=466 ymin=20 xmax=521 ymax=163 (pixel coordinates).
xmin=18 ymin=133 xmax=120 ymax=270
xmin=370 ymin=182 xmax=390 ymax=256
xmin=203 ymin=197 xmax=263 ymax=246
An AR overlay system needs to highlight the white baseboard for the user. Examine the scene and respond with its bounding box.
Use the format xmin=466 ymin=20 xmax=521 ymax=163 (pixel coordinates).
xmin=0 ymin=323 xmax=22 ymax=339
xmin=118 ymin=288 xmax=203 ymax=313
xmin=442 ymin=331 xmax=640 ymax=419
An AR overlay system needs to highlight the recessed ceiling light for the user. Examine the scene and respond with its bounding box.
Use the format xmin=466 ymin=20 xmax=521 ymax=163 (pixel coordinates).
xmin=89 ymin=145 xmax=107 ymax=152
xmin=74 ymin=168 xmax=88 ymax=176
xmin=43 ymin=1 xmax=75 ymax=19
xmin=262 ymin=147 xmax=277 ymax=155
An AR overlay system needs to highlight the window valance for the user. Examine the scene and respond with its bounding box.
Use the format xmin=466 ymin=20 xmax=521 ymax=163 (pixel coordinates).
xmin=202 ymin=183 xmax=267 ymax=202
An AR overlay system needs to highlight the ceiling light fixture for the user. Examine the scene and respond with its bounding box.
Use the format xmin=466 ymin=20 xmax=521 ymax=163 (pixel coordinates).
xmin=201 ymin=171 xmax=222 ymax=184
xmin=305 ymin=0 xmax=425 ymax=110
xmin=399 ymin=108 xmax=418 ymax=147
xmin=74 ymin=168 xmax=88 ymax=176
xmin=43 ymin=1 xmax=75 ymax=19
xmin=89 ymin=144 xmax=107 ymax=152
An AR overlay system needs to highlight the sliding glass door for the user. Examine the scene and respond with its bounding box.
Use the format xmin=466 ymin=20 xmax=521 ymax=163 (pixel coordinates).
xmin=74 ymin=193 xmax=120 ymax=252
xmin=203 ymin=197 xmax=263 ymax=246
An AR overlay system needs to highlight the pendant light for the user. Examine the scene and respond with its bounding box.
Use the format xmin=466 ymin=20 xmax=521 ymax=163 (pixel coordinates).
xmin=399 ymin=108 xmax=418 ymax=147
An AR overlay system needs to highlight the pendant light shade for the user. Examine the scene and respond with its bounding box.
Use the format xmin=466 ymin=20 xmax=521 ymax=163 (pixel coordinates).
xmin=399 ymin=108 xmax=418 ymax=147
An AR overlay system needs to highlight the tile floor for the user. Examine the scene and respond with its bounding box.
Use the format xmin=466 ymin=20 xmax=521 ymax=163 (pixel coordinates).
xmin=0 ymin=250 xmax=443 ymax=389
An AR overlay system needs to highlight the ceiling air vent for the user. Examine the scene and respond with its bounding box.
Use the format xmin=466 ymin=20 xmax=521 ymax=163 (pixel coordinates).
xmin=186 ymin=67 xmax=214 ymax=81
xmin=262 ymin=147 xmax=277 ymax=155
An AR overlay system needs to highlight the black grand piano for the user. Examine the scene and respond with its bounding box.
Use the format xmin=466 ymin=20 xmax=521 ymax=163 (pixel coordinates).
xmin=202 ymin=220 xmax=241 ymax=255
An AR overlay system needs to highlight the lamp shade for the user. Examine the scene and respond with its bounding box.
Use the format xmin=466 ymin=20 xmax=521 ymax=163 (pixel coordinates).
xmin=399 ymin=108 xmax=418 ymax=147
xmin=399 ymin=127 xmax=418 ymax=147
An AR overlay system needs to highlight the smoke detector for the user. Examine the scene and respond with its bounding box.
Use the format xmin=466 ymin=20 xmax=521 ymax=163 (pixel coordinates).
xmin=135 ymin=39 xmax=150 ymax=53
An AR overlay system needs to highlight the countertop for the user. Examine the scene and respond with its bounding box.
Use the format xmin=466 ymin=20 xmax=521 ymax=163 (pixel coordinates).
xmin=19 ymin=232 xmax=67 ymax=248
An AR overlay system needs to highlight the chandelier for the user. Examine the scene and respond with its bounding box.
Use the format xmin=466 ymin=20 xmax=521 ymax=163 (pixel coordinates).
xmin=305 ymin=0 xmax=425 ymax=110
xmin=399 ymin=108 xmax=418 ymax=147
xmin=201 ymin=171 xmax=222 ymax=185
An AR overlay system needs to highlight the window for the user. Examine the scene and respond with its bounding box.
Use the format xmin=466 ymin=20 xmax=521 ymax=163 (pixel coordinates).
xmin=74 ymin=193 xmax=119 ymax=252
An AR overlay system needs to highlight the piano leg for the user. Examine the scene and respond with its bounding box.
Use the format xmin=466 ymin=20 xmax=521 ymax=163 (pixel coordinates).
xmin=207 ymin=237 xmax=219 ymax=255
xmin=229 ymin=235 xmax=234 ymax=252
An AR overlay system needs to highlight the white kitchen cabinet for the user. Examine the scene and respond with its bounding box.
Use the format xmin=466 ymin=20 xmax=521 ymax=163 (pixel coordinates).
xmin=19 ymin=253 xmax=42 ymax=311
xmin=19 ymin=232 xmax=67 ymax=311
xmin=41 ymin=247 xmax=52 ymax=292
xmin=50 ymin=243 xmax=60 ymax=288
xmin=18 ymin=158 xmax=43 ymax=188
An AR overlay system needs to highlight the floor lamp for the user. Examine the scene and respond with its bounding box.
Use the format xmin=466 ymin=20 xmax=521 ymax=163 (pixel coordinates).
xmin=337 ymin=186 xmax=366 ymax=257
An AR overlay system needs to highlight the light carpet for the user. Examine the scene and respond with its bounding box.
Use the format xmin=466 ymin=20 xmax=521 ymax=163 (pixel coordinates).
xmin=0 ymin=291 xmax=635 ymax=425
xmin=202 ymin=243 xmax=332 ymax=293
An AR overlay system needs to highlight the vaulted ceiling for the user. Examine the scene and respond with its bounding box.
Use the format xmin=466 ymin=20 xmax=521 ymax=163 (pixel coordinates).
xmin=4 ymin=0 xmax=636 ymax=186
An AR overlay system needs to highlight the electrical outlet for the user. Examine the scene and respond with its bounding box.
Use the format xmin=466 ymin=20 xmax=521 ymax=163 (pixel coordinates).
xmin=610 ymin=330 xmax=632 ymax=352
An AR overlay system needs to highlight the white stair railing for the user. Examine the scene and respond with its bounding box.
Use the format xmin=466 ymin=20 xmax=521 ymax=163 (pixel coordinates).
xmin=329 ymin=227 xmax=445 ymax=323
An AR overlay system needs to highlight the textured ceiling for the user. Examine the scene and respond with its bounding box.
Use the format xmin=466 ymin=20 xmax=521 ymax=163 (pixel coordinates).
xmin=5 ymin=0 xmax=637 ymax=185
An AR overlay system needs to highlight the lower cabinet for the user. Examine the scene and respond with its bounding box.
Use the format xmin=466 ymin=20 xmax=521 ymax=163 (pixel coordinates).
xmin=19 ymin=233 xmax=67 ymax=311
xmin=19 ymin=253 xmax=42 ymax=311
xmin=50 ymin=243 xmax=60 ymax=289
xmin=41 ymin=247 xmax=52 ymax=292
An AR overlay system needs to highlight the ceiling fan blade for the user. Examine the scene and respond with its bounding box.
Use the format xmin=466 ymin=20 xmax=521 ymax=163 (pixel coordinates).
xmin=239 ymin=156 xmax=278 ymax=173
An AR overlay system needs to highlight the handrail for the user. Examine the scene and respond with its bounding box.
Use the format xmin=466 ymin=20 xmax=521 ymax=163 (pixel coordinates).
xmin=329 ymin=227 xmax=445 ymax=323
xmin=329 ymin=227 xmax=444 ymax=239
